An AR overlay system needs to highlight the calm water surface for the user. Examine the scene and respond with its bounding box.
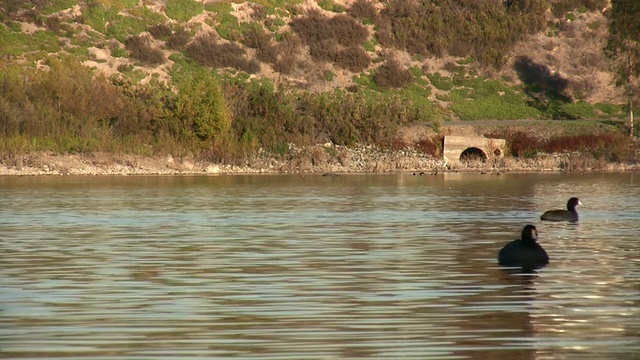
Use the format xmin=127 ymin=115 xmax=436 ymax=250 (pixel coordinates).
xmin=1 ymin=172 xmax=639 ymax=359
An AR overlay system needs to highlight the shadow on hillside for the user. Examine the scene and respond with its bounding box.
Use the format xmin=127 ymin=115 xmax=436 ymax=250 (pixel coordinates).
xmin=514 ymin=56 xmax=574 ymax=119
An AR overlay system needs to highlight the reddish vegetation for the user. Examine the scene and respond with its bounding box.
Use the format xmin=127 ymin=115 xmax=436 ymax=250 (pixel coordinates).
xmin=485 ymin=129 xmax=636 ymax=162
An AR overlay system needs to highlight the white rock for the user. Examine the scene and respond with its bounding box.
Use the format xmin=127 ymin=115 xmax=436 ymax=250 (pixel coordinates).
xmin=181 ymin=159 xmax=194 ymax=170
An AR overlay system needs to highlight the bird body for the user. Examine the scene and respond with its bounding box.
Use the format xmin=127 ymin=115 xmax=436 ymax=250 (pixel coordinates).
xmin=498 ymin=225 xmax=549 ymax=270
xmin=541 ymin=197 xmax=581 ymax=222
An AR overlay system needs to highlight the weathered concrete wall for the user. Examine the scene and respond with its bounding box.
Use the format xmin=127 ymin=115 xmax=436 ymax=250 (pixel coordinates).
xmin=443 ymin=136 xmax=506 ymax=164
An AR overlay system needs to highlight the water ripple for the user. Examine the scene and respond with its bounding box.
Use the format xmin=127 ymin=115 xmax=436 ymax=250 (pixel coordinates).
xmin=1 ymin=173 xmax=639 ymax=359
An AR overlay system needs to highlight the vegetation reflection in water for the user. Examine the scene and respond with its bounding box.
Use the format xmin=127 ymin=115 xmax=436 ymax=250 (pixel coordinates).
xmin=0 ymin=173 xmax=638 ymax=359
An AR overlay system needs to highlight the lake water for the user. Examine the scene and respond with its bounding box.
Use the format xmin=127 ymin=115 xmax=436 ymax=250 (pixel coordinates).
xmin=1 ymin=172 xmax=639 ymax=359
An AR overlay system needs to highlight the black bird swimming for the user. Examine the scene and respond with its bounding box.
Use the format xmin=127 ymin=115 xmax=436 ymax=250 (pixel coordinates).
xmin=540 ymin=197 xmax=581 ymax=222
xmin=498 ymin=225 xmax=549 ymax=270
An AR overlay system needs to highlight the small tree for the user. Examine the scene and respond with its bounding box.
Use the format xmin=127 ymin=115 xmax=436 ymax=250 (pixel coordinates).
xmin=606 ymin=0 xmax=640 ymax=137
xmin=175 ymin=74 xmax=233 ymax=144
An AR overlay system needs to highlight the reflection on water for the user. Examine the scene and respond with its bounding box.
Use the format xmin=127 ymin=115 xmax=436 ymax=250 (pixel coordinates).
xmin=1 ymin=173 xmax=639 ymax=359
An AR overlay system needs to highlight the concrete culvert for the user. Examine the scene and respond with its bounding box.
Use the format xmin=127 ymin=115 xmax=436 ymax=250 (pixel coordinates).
xmin=460 ymin=147 xmax=487 ymax=162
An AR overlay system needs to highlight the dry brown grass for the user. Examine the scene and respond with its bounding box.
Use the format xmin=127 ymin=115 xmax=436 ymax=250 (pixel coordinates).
xmin=374 ymin=56 xmax=414 ymax=89
xmin=186 ymin=33 xmax=260 ymax=73
xmin=124 ymin=35 xmax=165 ymax=65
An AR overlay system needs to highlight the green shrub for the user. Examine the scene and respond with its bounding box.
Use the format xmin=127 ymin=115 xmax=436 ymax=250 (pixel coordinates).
xmin=0 ymin=57 xmax=125 ymax=143
xmin=175 ymin=74 xmax=233 ymax=142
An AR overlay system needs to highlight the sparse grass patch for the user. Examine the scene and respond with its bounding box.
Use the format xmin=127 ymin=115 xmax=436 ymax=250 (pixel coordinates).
xmin=127 ymin=6 xmax=167 ymax=24
xmin=558 ymin=101 xmax=598 ymax=119
xmin=587 ymin=20 xmax=601 ymax=30
xmin=317 ymin=0 xmax=346 ymax=13
xmin=363 ymin=39 xmax=376 ymax=52
xmin=0 ymin=25 xmax=26 ymax=56
xmin=93 ymin=0 xmax=138 ymax=9
xmin=165 ymin=0 xmax=203 ymax=21
xmin=435 ymin=94 xmax=450 ymax=102
xmin=457 ymin=56 xmax=475 ymax=65
xmin=0 ymin=24 xmax=58 ymax=56
xmin=323 ymin=70 xmax=336 ymax=81
xmin=427 ymin=73 xmax=453 ymax=91
xmin=214 ymin=13 xmax=248 ymax=41
xmin=105 ymin=13 xmax=152 ymax=42
xmin=205 ymin=1 xmax=234 ymax=14
xmin=546 ymin=22 xmax=560 ymax=37
xmin=445 ymin=75 xmax=542 ymax=120
xmin=41 ymin=0 xmax=77 ymax=15
xmin=352 ymin=73 xmax=378 ymax=90
xmin=450 ymin=96 xmax=542 ymax=120
xmin=81 ymin=4 xmax=119 ymax=34
xmin=264 ymin=17 xmax=286 ymax=32
xmin=166 ymin=27 xmax=191 ymax=50
xmin=594 ymin=103 xmax=626 ymax=118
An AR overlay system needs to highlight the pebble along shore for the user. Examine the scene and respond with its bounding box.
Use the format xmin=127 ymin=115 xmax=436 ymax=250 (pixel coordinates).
xmin=1 ymin=144 xmax=639 ymax=176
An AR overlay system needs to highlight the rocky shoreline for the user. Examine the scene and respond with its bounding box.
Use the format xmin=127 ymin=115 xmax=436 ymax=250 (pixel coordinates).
xmin=1 ymin=144 xmax=639 ymax=176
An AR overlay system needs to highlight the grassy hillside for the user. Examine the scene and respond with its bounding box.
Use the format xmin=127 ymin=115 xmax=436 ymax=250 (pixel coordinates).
xmin=0 ymin=0 xmax=637 ymax=163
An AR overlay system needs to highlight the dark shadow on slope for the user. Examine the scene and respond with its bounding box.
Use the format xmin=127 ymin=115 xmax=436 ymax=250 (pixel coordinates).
xmin=514 ymin=56 xmax=574 ymax=119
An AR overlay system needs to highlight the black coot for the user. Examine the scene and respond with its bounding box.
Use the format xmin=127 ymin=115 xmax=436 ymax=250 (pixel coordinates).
xmin=498 ymin=225 xmax=549 ymax=270
xmin=540 ymin=197 xmax=581 ymax=222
